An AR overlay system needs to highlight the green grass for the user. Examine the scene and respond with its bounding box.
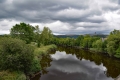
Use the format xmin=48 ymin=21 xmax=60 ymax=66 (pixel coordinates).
xmin=34 ymin=44 xmax=57 ymax=57
xmin=0 ymin=71 xmax=26 ymax=80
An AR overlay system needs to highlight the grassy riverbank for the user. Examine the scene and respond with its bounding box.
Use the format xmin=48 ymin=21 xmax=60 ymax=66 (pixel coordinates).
xmin=30 ymin=44 xmax=57 ymax=74
xmin=0 ymin=71 xmax=26 ymax=80
xmin=0 ymin=44 xmax=57 ymax=80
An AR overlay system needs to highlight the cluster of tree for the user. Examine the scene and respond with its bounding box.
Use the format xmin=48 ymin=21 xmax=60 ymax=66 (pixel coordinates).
xmin=50 ymin=30 xmax=120 ymax=58
xmin=0 ymin=22 xmax=54 ymax=79
xmin=10 ymin=22 xmax=53 ymax=47
xmin=9 ymin=22 xmax=120 ymax=58
xmin=51 ymin=35 xmax=100 ymax=48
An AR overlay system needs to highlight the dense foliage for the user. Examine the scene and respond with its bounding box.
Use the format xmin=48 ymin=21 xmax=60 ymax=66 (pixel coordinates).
xmin=10 ymin=22 xmax=35 ymax=44
xmin=0 ymin=38 xmax=34 ymax=74
xmin=10 ymin=23 xmax=53 ymax=46
xmin=50 ymin=29 xmax=120 ymax=58
xmin=107 ymin=30 xmax=120 ymax=57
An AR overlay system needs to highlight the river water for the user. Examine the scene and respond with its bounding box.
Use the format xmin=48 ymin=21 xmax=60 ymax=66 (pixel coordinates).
xmin=33 ymin=46 xmax=120 ymax=80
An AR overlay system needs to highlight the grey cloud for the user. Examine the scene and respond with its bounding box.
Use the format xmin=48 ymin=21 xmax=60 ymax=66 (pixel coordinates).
xmin=0 ymin=0 xmax=6 ymax=3
xmin=0 ymin=0 xmax=120 ymax=34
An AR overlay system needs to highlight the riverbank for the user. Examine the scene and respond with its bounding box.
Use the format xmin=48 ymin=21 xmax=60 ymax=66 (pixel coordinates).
xmin=29 ymin=44 xmax=57 ymax=79
xmin=115 ymin=75 xmax=120 ymax=80
xmin=0 ymin=44 xmax=57 ymax=80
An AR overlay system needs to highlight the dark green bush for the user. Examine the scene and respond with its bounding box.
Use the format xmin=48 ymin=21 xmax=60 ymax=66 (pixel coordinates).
xmin=0 ymin=38 xmax=34 ymax=74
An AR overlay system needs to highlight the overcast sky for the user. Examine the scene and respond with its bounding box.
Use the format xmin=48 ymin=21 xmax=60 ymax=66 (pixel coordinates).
xmin=0 ymin=0 xmax=120 ymax=35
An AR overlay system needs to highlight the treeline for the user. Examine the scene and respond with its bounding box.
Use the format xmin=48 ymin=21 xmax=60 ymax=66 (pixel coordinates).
xmin=50 ymin=30 xmax=120 ymax=58
xmin=10 ymin=22 xmax=53 ymax=46
xmin=8 ymin=23 xmax=120 ymax=58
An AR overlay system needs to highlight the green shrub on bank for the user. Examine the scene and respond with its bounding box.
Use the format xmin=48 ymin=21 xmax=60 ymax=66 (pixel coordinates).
xmin=34 ymin=44 xmax=57 ymax=56
xmin=29 ymin=58 xmax=41 ymax=74
xmin=29 ymin=44 xmax=56 ymax=76
xmin=0 ymin=71 xmax=26 ymax=80
xmin=0 ymin=37 xmax=34 ymax=75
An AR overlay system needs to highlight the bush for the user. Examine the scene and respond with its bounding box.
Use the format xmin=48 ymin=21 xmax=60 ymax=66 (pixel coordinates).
xmin=0 ymin=38 xmax=34 ymax=74
xmin=0 ymin=71 xmax=26 ymax=80
xmin=30 ymin=59 xmax=41 ymax=74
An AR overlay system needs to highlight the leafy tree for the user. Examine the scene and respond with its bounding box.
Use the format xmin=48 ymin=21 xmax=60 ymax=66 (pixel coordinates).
xmin=40 ymin=27 xmax=53 ymax=45
xmin=107 ymin=41 xmax=116 ymax=56
xmin=115 ymin=47 xmax=120 ymax=58
xmin=107 ymin=29 xmax=120 ymax=56
xmin=92 ymin=39 xmax=104 ymax=52
xmin=0 ymin=38 xmax=34 ymax=75
xmin=10 ymin=22 xmax=35 ymax=43
xmin=81 ymin=35 xmax=91 ymax=48
xmin=34 ymin=25 xmax=41 ymax=47
xmin=75 ymin=35 xmax=84 ymax=46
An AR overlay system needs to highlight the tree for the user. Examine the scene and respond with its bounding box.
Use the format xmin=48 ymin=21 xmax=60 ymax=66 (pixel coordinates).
xmin=10 ymin=22 xmax=35 ymax=43
xmin=107 ymin=41 xmax=116 ymax=56
xmin=34 ymin=25 xmax=41 ymax=47
xmin=115 ymin=47 xmax=120 ymax=58
xmin=0 ymin=37 xmax=34 ymax=75
xmin=81 ymin=35 xmax=91 ymax=49
xmin=107 ymin=29 xmax=120 ymax=56
xmin=40 ymin=27 xmax=53 ymax=45
xmin=75 ymin=35 xmax=84 ymax=46
xmin=92 ymin=39 xmax=104 ymax=52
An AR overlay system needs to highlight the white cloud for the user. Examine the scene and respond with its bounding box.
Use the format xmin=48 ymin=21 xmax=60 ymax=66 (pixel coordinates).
xmin=57 ymin=7 xmax=90 ymax=18
xmin=33 ymin=21 xmax=73 ymax=34
xmin=0 ymin=19 xmax=20 ymax=34
xmin=104 ymin=10 xmax=120 ymax=30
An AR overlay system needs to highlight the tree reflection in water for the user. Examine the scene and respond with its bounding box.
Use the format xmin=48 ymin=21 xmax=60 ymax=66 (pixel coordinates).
xmin=39 ymin=46 xmax=120 ymax=80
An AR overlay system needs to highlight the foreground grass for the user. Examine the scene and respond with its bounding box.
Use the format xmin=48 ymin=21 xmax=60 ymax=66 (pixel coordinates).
xmin=0 ymin=71 xmax=26 ymax=80
xmin=34 ymin=44 xmax=57 ymax=57
xmin=0 ymin=44 xmax=57 ymax=80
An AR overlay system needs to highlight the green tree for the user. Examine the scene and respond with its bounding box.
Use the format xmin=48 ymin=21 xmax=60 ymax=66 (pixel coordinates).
xmin=34 ymin=25 xmax=41 ymax=47
xmin=75 ymin=35 xmax=84 ymax=46
xmin=10 ymin=22 xmax=35 ymax=43
xmin=92 ymin=39 xmax=104 ymax=52
xmin=81 ymin=35 xmax=91 ymax=48
xmin=40 ymin=27 xmax=53 ymax=45
xmin=107 ymin=29 xmax=120 ymax=56
xmin=107 ymin=41 xmax=116 ymax=56
xmin=115 ymin=47 xmax=120 ymax=58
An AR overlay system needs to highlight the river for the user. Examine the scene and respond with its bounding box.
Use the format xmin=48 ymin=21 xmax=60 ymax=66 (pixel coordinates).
xmin=32 ymin=46 xmax=120 ymax=80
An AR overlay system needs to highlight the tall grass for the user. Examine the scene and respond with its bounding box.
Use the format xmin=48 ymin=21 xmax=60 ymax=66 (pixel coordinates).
xmin=0 ymin=71 xmax=26 ymax=80
xmin=34 ymin=44 xmax=57 ymax=57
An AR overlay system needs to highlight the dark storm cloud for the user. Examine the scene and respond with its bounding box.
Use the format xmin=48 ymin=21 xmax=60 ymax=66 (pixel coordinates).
xmin=0 ymin=0 xmax=6 ymax=3
xmin=0 ymin=0 xmax=120 ymax=34
xmin=0 ymin=0 xmax=100 ymax=22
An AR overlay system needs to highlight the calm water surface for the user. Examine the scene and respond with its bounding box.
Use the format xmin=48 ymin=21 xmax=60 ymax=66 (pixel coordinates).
xmin=33 ymin=47 xmax=120 ymax=80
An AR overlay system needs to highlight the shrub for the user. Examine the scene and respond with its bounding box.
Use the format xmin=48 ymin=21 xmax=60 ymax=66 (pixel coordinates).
xmin=0 ymin=38 xmax=34 ymax=74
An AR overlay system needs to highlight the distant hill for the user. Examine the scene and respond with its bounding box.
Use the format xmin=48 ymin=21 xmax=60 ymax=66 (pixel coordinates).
xmin=54 ymin=34 xmax=108 ymax=38
xmin=54 ymin=35 xmax=79 ymax=38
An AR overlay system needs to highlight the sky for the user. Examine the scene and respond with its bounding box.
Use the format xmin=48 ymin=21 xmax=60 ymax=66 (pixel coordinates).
xmin=0 ymin=0 xmax=120 ymax=35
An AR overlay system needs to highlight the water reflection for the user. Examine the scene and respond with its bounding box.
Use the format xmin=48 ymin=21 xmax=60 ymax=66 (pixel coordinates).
xmin=38 ymin=46 xmax=120 ymax=80
xmin=57 ymin=47 xmax=120 ymax=78
xmin=40 ymin=51 xmax=113 ymax=80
